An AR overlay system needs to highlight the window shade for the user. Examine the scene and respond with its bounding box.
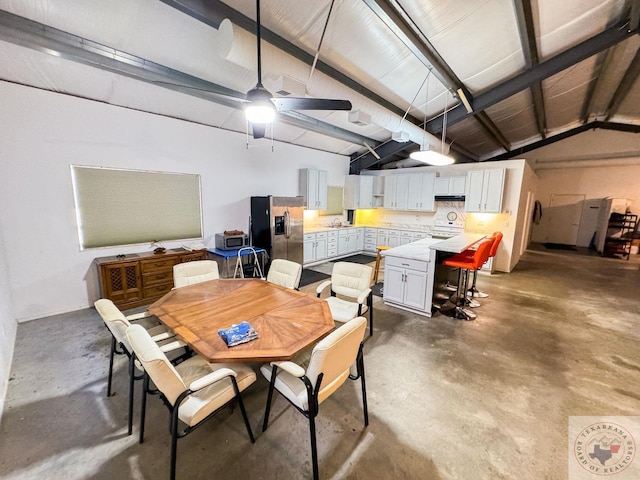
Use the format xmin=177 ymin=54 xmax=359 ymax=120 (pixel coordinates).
xmin=71 ymin=166 xmax=202 ymax=249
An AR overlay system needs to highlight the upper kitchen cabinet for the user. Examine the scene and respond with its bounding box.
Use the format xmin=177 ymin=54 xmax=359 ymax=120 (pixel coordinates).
xmin=343 ymin=175 xmax=374 ymax=209
xmin=435 ymin=176 xmax=466 ymax=196
xmin=407 ymin=173 xmax=436 ymax=212
xmin=383 ymin=175 xmax=409 ymax=210
xmin=465 ymin=168 xmax=505 ymax=213
xmin=299 ymin=168 xmax=328 ymax=210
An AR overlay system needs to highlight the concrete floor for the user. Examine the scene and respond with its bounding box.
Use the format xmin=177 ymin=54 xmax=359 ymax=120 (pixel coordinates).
xmin=1 ymin=246 xmax=639 ymax=479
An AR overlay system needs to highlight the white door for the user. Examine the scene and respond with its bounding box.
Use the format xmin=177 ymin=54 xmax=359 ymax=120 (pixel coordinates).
xmin=547 ymin=194 xmax=585 ymax=245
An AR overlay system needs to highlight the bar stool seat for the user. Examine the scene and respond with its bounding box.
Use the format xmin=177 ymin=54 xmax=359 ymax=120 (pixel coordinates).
xmin=441 ymin=239 xmax=492 ymax=321
xmin=373 ymin=245 xmax=391 ymax=284
xmin=459 ymin=231 xmax=503 ymax=299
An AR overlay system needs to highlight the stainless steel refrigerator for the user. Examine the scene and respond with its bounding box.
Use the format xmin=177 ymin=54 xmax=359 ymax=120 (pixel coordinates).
xmin=250 ymin=196 xmax=304 ymax=265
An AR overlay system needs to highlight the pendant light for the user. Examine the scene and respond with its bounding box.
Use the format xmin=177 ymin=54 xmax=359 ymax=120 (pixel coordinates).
xmin=410 ymin=76 xmax=454 ymax=166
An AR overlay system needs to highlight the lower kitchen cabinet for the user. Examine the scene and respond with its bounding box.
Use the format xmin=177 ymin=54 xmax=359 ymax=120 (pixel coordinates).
xmin=303 ymin=232 xmax=328 ymax=264
xmin=382 ymin=256 xmax=430 ymax=314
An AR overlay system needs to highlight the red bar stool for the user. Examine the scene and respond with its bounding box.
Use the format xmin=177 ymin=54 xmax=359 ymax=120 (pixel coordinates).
xmin=441 ymin=239 xmax=492 ymax=321
xmin=461 ymin=231 xmax=503 ymax=299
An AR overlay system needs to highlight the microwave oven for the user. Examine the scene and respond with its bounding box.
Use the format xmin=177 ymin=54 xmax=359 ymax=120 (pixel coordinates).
xmin=215 ymin=233 xmax=249 ymax=250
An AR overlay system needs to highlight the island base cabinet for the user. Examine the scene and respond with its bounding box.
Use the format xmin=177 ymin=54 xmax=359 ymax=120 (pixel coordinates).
xmin=382 ymin=256 xmax=431 ymax=315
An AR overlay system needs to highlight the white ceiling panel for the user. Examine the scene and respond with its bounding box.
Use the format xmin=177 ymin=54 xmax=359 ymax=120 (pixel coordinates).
xmin=485 ymin=90 xmax=542 ymax=144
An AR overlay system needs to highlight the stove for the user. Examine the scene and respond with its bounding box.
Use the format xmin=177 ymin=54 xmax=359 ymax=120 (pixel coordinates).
xmin=431 ymin=202 xmax=465 ymax=238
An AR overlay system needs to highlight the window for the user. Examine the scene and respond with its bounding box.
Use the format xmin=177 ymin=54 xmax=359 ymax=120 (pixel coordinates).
xmin=71 ymin=166 xmax=202 ymax=249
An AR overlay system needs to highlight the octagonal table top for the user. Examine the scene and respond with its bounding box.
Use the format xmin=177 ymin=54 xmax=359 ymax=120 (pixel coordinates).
xmin=148 ymin=278 xmax=334 ymax=363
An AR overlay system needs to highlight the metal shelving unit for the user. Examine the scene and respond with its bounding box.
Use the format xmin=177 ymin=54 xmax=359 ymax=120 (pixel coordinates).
xmin=603 ymin=213 xmax=638 ymax=260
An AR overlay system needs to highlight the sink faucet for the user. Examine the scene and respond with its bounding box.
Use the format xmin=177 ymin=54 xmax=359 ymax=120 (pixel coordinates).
xmin=333 ymin=217 xmax=342 ymax=228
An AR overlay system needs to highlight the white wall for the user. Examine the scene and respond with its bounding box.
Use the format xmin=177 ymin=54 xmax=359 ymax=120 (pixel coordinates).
xmin=530 ymin=160 xmax=640 ymax=244
xmin=0 ymin=218 xmax=17 ymax=426
xmin=0 ymin=82 xmax=349 ymax=322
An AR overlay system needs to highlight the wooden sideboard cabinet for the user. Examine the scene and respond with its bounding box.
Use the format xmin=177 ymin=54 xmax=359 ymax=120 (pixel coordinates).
xmin=95 ymin=248 xmax=207 ymax=310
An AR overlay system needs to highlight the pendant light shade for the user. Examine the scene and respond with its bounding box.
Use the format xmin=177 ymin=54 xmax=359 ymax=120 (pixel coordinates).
xmin=410 ymin=146 xmax=454 ymax=165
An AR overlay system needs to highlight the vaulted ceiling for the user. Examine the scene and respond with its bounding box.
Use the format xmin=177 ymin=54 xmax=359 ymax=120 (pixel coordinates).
xmin=0 ymin=0 xmax=638 ymax=171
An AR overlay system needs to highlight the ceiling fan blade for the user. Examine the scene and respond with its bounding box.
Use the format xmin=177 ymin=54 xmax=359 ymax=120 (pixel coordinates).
xmin=272 ymin=97 xmax=352 ymax=111
xmin=251 ymin=123 xmax=266 ymax=139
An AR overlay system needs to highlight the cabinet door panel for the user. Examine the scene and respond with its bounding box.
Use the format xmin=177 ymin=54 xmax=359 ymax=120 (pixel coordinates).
xmin=382 ymin=265 xmax=405 ymax=303
xmin=482 ymin=169 xmax=505 ymax=213
xmin=404 ymin=269 xmax=428 ymax=310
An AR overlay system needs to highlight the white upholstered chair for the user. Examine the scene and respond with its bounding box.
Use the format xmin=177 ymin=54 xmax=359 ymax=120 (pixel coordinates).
xmin=261 ymin=316 xmax=369 ymax=480
xmin=316 ymin=262 xmax=374 ymax=336
xmin=266 ymin=258 xmax=303 ymax=290
xmin=173 ymin=259 xmax=219 ymax=288
xmin=126 ymin=324 xmax=256 ymax=480
xmin=95 ymin=299 xmax=186 ymax=435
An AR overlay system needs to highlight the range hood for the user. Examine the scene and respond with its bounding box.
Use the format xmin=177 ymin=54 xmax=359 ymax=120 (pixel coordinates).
xmin=434 ymin=195 xmax=466 ymax=202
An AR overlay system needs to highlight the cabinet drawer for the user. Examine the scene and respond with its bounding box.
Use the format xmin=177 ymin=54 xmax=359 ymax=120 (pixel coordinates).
xmin=140 ymin=257 xmax=179 ymax=273
xmin=304 ymin=233 xmax=316 ymax=241
xmin=181 ymin=251 xmax=206 ymax=262
xmin=327 ymin=247 xmax=338 ymax=256
xmin=316 ymin=231 xmax=328 ymax=239
xmin=385 ymin=256 xmax=429 ymax=271
xmin=327 ymin=230 xmax=338 ymax=238
xmin=143 ymin=282 xmax=173 ymax=297
xmin=143 ymin=270 xmax=173 ymax=287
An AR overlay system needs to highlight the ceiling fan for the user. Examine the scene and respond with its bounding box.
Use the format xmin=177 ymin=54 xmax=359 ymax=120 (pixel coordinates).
xmin=244 ymin=0 xmax=352 ymax=139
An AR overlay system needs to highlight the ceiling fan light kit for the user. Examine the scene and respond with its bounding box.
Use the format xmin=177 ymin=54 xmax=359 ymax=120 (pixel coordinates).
xmin=245 ymin=85 xmax=276 ymax=124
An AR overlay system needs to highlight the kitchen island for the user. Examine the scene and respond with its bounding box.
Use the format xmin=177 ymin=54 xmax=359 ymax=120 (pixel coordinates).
xmin=381 ymin=233 xmax=486 ymax=317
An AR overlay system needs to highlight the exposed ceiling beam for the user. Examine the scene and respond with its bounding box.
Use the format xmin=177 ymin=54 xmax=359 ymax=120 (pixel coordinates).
xmin=604 ymin=46 xmax=640 ymax=120
xmin=473 ymin=111 xmax=511 ymax=151
xmin=350 ymin=140 xmax=416 ymax=171
xmin=160 ymin=0 xmax=422 ymax=127
xmin=0 ymin=9 xmax=376 ymax=147
xmin=427 ymin=21 xmax=639 ymax=132
xmin=580 ymin=50 xmax=609 ymax=123
xmin=631 ymin=0 xmax=640 ymax=32
xmin=513 ymin=0 xmax=547 ymax=138
xmin=488 ymin=121 xmax=640 ymax=161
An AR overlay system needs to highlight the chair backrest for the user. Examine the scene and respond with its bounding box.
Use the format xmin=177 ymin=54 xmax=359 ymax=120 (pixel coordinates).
xmin=305 ymin=316 xmax=367 ymax=405
xmin=470 ymin=239 xmax=493 ymax=270
xmin=95 ymin=298 xmax=133 ymax=352
xmin=126 ymin=324 xmax=186 ymax=405
xmin=331 ymin=262 xmax=373 ymax=299
xmin=266 ymin=259 xmax=302 ymax=289
xmin=173 ymin=260 xmax=219 ymax=288
xmin=489 ymin=231 xmax=503 ymax=258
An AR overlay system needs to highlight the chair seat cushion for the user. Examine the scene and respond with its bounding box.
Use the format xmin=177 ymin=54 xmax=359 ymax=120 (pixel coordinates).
xmin=325 ymin=297 xmax=368 ymax=323
xmin=260 ymin=363 xmax=310 ymax=411
xmin=176 ymin=358 xmax=256 ymax=426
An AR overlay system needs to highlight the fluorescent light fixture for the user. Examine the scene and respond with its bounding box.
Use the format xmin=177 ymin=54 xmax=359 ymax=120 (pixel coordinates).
xmin=456 ymin=88 xmax=473 ymax=113
xmin=245 ymin=85 xmax=276 ymax=124
xmin=410 ymin=146 xmax=454 ymax=166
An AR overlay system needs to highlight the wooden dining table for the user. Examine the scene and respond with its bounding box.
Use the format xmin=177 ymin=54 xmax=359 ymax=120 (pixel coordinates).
xmin=148 ymin=278 xmax=335 ymax=363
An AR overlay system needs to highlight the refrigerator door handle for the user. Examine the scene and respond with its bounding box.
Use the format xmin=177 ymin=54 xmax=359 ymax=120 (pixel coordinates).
xmin=284 ymin=210 xmax=291 ymax=238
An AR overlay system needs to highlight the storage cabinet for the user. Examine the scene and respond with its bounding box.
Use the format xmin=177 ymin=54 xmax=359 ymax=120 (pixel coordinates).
xmin=343 ymin=175 xmax=374 ymax=209
xmin=383 ymin=175 xmax=409 ymax=210
xmin=407 ymin=173 xmax=436 ymax=211
xmin=299 ymin=168 xmax=328 ymax=210
xmin=303 ymin=231 xmax=328 ymax=263
xmin=383 ymin=256 xmax=429 ymax=312
xmin=603 ymin=213 xmax=638 ymax=260
xmin=435 ymin=176 xmax=466 ymax=196
xmin=465 ymin=168 xmax=505 ymax=213
xmin=95 ymin=248 xmax=206 ymax=310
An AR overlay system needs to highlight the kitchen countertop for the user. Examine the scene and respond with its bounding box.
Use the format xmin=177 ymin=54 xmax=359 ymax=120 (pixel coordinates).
xmin=382 ymin=233 xmax=487 ymax=261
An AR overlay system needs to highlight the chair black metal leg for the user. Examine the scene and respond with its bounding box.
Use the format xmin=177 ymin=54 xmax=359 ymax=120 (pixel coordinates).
xmin=139 ymin=373 xmax=149 ymax=444
xmin=262 ymin=367 xmax=278 ymax=432
xmin=107 ymin=336 xmax=116 ymax=397
xmin=309 ymin=415 xmax=319 ymax=480
xmin=368 ymin=294 xmax=373 ymax=336
xmin=232 ymin=379 xmax=255 ymax=443
xmin=358 ymin=347 xmax=369 ymax=426
xmin=169 ymin=408 xmax=179 ymax=480
xmin=127 ymin=354 xmax=135 ymax=435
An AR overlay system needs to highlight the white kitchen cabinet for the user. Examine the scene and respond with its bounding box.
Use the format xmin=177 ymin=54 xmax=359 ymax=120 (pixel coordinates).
xmin=435 ymin=176 xmax=466 ymax=196
xmin=355 ymin=227 xmax=365 ymax=251
xmin=303 ymin=231 xmax=328 ymax=264
xmin=364 ymin=227 xmax=377 ymax=253
xmin=326 ymin=230 xmax=338 ymax=257
xmin=387 ymin=229 xmax=400 ymax=248
xmin=343 ymin=175 xmax=374 ymax=209
xmin=383 ymin=175 xmax=409 ymax=210
xmin=376 ymin=228 xmax=389 ymax=247
xmin=407 ymin=172 xmax=436 ymax=211
xmin=465 ymin=168 xmax=505 ymax=213
xmin=383 ymin=256 xmax=429 ymax=312
xmin=299 ymin=168 xmax=328 ymax=210
xmin=399 ymin=231 xmax=413 ymax=245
